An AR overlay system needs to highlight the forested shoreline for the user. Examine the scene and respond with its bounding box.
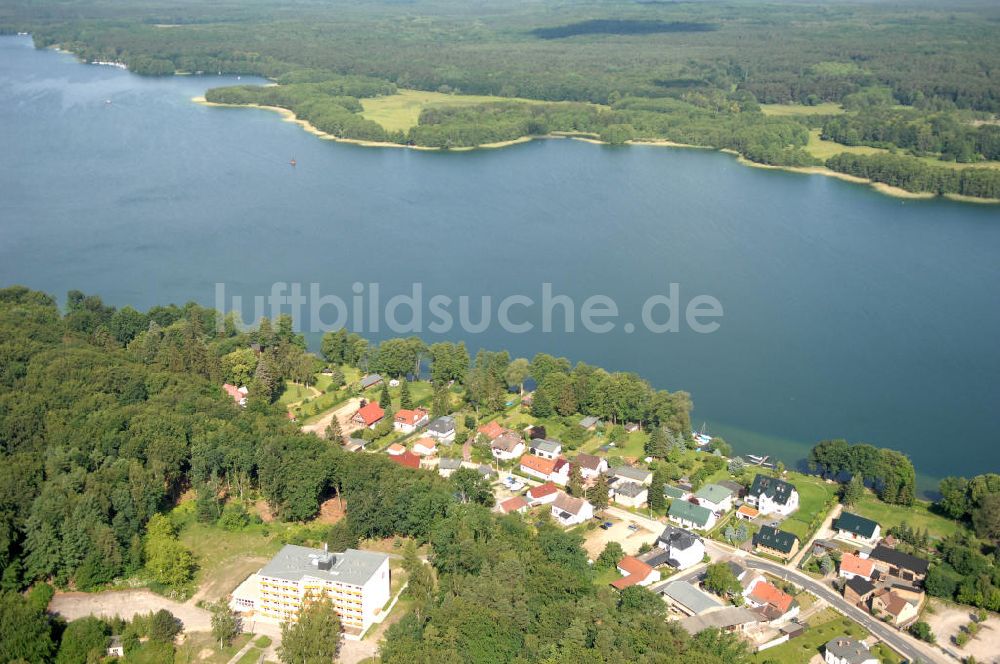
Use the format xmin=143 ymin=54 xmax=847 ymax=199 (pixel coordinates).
xmin=3 ymin=0 xmax=1000 ymax=199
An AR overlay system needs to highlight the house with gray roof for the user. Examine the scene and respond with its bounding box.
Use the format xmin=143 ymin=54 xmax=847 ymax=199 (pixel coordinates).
xmin=679 ymin=606 xmax=760 ymax=635
xmin=425 ymin=416 xmax=456 ymax=443
xmin=747 ymin=474 xmax=800 ymax=516
xmin=834 ymin=512 xmax=881 ymax=546
xmin=612 ymin=481 xmax=648 ymax=508
xmin=753 ymin=525 xmax=800 ymax=560
xmin=824 ymin=637 xmax=878 ymax=664
xmin=610 ymin=465 xmax=653 ymax=486
xmin=656 ymin=525 xmax=704 ymax=570
xmin=359 ymin=373 xmax=383 ymax=390
xmin=438 ymin=457 xmax=463 ymax=477
xmin=529 ymin=438 xmax=562 ymax=459
xmin=659 ymin=581 xmax=723 ymax=616
xmin=578 ymin=415 xmax=600 ymax=430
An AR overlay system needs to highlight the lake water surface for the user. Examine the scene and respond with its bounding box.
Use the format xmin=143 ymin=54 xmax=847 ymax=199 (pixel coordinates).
xmin=2 ymin=35 xmax=998 ymax=491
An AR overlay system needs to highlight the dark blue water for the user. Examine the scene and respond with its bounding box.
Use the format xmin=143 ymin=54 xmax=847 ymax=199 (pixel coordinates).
xmin=2 ymin=35 xmax=998 ymax=491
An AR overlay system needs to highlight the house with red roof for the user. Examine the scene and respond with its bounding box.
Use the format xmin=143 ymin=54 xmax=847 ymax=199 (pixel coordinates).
xmin=389 ymin=451 xmax=421 ymax=469
xmin=519 ymin=454 xmax=570 ymax=485
xmin=386 ymin=443 xmax=406 ymax=456
xmin=747 ymin=581 xmax=798 ymax=624
xmin=353 ymin=401 xmax=385 ymax=429
xmin=477 ymin=421 xmax=506 ymax=441
xmin=839 ymin=553 xmax=875 ymax=582
xmin=497 ymin=496 xmax=530 ymax=515
xmin=223 ymin=383 xmax=248 ymax=407
xmin=611 ymin=555 xmax=661 ymax=590
xmin=526 ymin=482 xmax=560 ymax=505
xmin=393 ymin=408 xmax=429 ymax=434
xmin=412 ymin=437 xmax=438 ymax=457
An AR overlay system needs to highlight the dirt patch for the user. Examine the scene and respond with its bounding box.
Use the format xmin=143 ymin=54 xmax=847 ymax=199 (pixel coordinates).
xmin=582 ymin=515 xmax=658 ymax=559
xmin=50 ymin=590 xmax=212 ymax=632
xmin=301 ymin=397 xmax=362 ymax=438
xmin=197 ymin=648 xmax=213 ymax=660
xmin=923 ymin=599 xmax=999 ymax=663
xmin=316 ymin=497 xmax=347 ymax=525
xmin=254 ymin=499 xmax=275 ymax=523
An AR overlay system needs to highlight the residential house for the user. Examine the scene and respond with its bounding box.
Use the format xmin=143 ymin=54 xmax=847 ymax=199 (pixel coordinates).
xmin=694 ymin=484 xmax=735 ymax=513
xmin=868 ymin=545 xmax=928 ymax=585
xmin=476 ymin=465 xmax=498 ymax=481
xmin=529 ymin=438 xmax=562 ymax=460
xmin=412 ymin=438 xmax=437 ymax=457
xmin=526 ymin=482 xmax=560 ymax=505
xmin=574 ymin=453 xmax=608 ymax=479
xmin=491 ymin=432 xmax=526 ymax=461
xmin=223 ymin=383 xmax=248 ymax=407
xmin=393 ymin=408 xmax=429 ymax=434
xmin=824 ymin=638 xmax=878 ymax=664
xmin=679 ymin=607 xmax=760 ymax=636
xmin=497 ymin=496 xmax=530 ymax=515
xmin=740 ymin=571 xmax=766 ymax=599
xmin=477 ymin=420 xmax=506 ymax=441
xmin=656 ymin=525 xmax=705 ymax=570
xmin=668 ymin=499 xmax=717 ymax=531
xmin=834 ymin=512 xmax=881 ymax=547
xmin=610 ymin=465 xmax=653 ymax=486
xmin=233 ymin=544 xmax=390 ymax=633
xmin=611 ymin=555 xmax=660 ymax=589
xmin=664 ymin=484 xmax=691 ymax=502
xmin=747 ymin=581 xmax=798 ymax=624
xmin=870 ymin=589 xmax=919 ymax=626
xmin=519 ymin=454 xmax=570 ymax=485
xmin=843 ymin=576 xmax=876 ymax=607
xmin=390 ymin=451 xmax=420 ymax=469
xmin=659 ymin=581 xmax=723 ymax=616
xmin=736 ymin=505 xmax=759 ymax=521
xmin=344 ymin=438 xmax=368 ymax=453
xmin=838 ymin=553 xmax=875 ymax=582
xmin=438 ymin=457 xmax=462 ymax=478
xmin=624 ymin=422 xmax=640 ymax=433
xmin=550 ymin=492 xmax=594 ymax=526
xmin=746 ymin=475 xmax=800 ymax=516
xmin=386 ymin=443 xmax=406 ymax=456
xmin=613 ymin=481 xmax=648 ymax=508
xmin=353 ymin=402 xmax=385 ymax=430
xmin=425 ymin=416 xmax=456 ymax=443
xmin=753 ymin=525 xmax=800 ymax=560
xmin=579 ymin=415 xmax=600 ymax=430
xmin=107 ymin=637 xmax=124 ymax=658
xmin=359 ymin=374 xmax=383 ymax=390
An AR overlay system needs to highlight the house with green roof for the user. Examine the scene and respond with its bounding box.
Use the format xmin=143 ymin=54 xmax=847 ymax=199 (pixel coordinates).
xmin=753 ymin=525 xmax=800 ymax=560
xmin=663 ymin=484 xmax=690 ymax=501
xmin=693 ymin=483 xmax=734 ymax=513
xmin=834 ymin=512 xmax=881 ymax=547
xmin=669 ymin=499 xmax=716 ymax=531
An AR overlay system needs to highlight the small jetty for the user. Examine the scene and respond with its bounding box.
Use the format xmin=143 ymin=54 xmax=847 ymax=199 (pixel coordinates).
xmin=289 ymin=158 xmax=297 ymax=167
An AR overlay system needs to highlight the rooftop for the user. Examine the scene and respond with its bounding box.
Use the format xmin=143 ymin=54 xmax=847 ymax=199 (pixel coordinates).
xmin=679 ymin=607 xmax=760 ymax=635
xmin=615 ymin=481 xmax=646 ymax=498
xmin=579 ymin=415 xmax=600 ymax=428
xmin=492 ymin=432 xmax=524 ymax=452
xmin=611 ymin=555 xmax=655 ymax=589
xmin=845 ymin=576 xmax=876 ymax=598
xmin=663 ymin=484 xmax=688 ymax=499
xmin=869 ymin=545 xmax=929 ymax=575
xmin=426 ymin=416 xmax=456 ymax=434
xmin=748 ymin=474 xmax=797 ymax=506
xmin=753 ymin=525 xmax=798 ymax=554
xmin=438 ymin=457 xmax=462 ymax=470
xmin=359 ymin=373 xmax=383 ymax=388
xmin=836 ymin=512 xmax=879 ymax=539
xmin=552 ymin=492 xmax=590 ymax=516
xmin=574 ymin=453 xmax=604 ymax=471
xmin=499 ymin=496 xmax=529 ymax=514
xmin=669 ymin=499 xmax=713 ymax=527
xmin=840 ymin=552 xmax=875 ymax=578
xmin=750 ymin=581 xmax=793 ymax=613
xmin=530 ymin=438 xmax=562 ymax=454
xmin=527 ymin=482 xmax=559 ymax=499
xmin=477 ymin=421 xmax=505 ymax=440
xmin=694 ymin=483 xmax=733 ymax=505
xmin=355 ymin=401 xmax=385 ymax=426
xmin=825 ymin=637 xmax=876 ymax=664
xmin=259 ymin=545 xmax=388 ymax=587
xmin=520 ymin=453 xmax=557 ymax=475
xmin=660 ymin=581 xmax=723 ymax=615
xmin=657 ymin=525 xmax=700 ymax=551
xmin=611 ymin=465 xmax=652 ymax=482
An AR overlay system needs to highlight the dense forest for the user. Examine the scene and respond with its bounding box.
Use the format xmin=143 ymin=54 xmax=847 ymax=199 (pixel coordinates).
xmin=3 ymin=0 xmax=999 ymax=197
xmin=0 ymin=286 xmax=736 ymax=662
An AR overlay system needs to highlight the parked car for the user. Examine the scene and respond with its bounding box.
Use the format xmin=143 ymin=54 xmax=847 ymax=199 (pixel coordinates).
xmin=600 ymin=521 xmax=613 ymax=530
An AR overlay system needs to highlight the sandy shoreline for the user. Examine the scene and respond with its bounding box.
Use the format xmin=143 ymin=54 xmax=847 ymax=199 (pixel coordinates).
xmin=192 ymin=96 xmax=999 ymax=204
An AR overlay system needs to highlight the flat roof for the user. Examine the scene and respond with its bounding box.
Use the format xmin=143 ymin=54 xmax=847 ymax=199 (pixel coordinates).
xmin=660 ymin=581 xmax=723 ymax=615
xmin=258 ymin=545 xmax=388 ymax=587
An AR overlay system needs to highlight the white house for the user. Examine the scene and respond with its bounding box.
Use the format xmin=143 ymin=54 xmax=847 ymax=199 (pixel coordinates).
xmin=693 ymin=484 xmax=734 ymax=513
xmin=612 ymin=481 xmax=648 ymax=508
xmin=491 ymin=432 xmax=525 ymax=461
xmin=574 ymin=453 xmax=608 ymax=479
xmin=520 ymin=454 xmax=570 ymax=485
xmin=551 ymin=492 xmax=594 ymax=526
xmin=527 ymin=482 xmax=560 ymax=505
xmin=609 ymin=465 xmax=653 ymax=486
xmin=668 ymin=499 xmax=717 ymax=531
xmin=611 ymin=556 xmax=661 ymax=589
xmin=529 ymin=438 xmax=562 ymax=460
xmin=412 ymin=438 xmax=438 ymax=457
xmin=425 ymin=416 xmax=456 ymax=443
xmin=834 ymin=512 xmax=881 ymax=547
xmin=746 ymin=474 xmax=799 ymax=516
xmin=437 ymin=457 xmax=462 ymax=478
xmin=656 ymin=525 xmax=705 ymax=570
xmin=393 ymin=408 xmax=429 ymax=434
xmin=824 ymin=638 xmax=878 ymax=664
xmin=838 ymin=553 xmax=875 ymax=581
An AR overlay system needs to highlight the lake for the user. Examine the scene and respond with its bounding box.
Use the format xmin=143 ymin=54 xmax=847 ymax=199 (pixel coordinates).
xmin=2 ymin=35 xmax=998 ymax=492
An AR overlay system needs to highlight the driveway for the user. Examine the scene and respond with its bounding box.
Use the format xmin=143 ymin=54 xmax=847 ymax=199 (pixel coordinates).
xmin=301 ymin=397 xmax=362 ymax=437
xmin=789 ymin=503 xmax=842 ymax=568
xmin=50 ymin=590 xmax=212 ymax=632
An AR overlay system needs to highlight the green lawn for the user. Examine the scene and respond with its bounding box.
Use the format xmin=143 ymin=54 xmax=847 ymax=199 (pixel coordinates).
xmin=760 ymin=102 xmax=844 ymax=116
xmin=805 ymin=129 xmax=886 ymax=161
xmin=852 ymin=492 xmax=966 ymax=541
xmin=360 ymin=89 xmax=545 ymax=132
xmin=752 ymin=609 xmax=867 ymax=664
xmin=174 ymin=632 xmax=252 ymax=664
xmin=779 ymin=474 xmax=839 ymax=542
